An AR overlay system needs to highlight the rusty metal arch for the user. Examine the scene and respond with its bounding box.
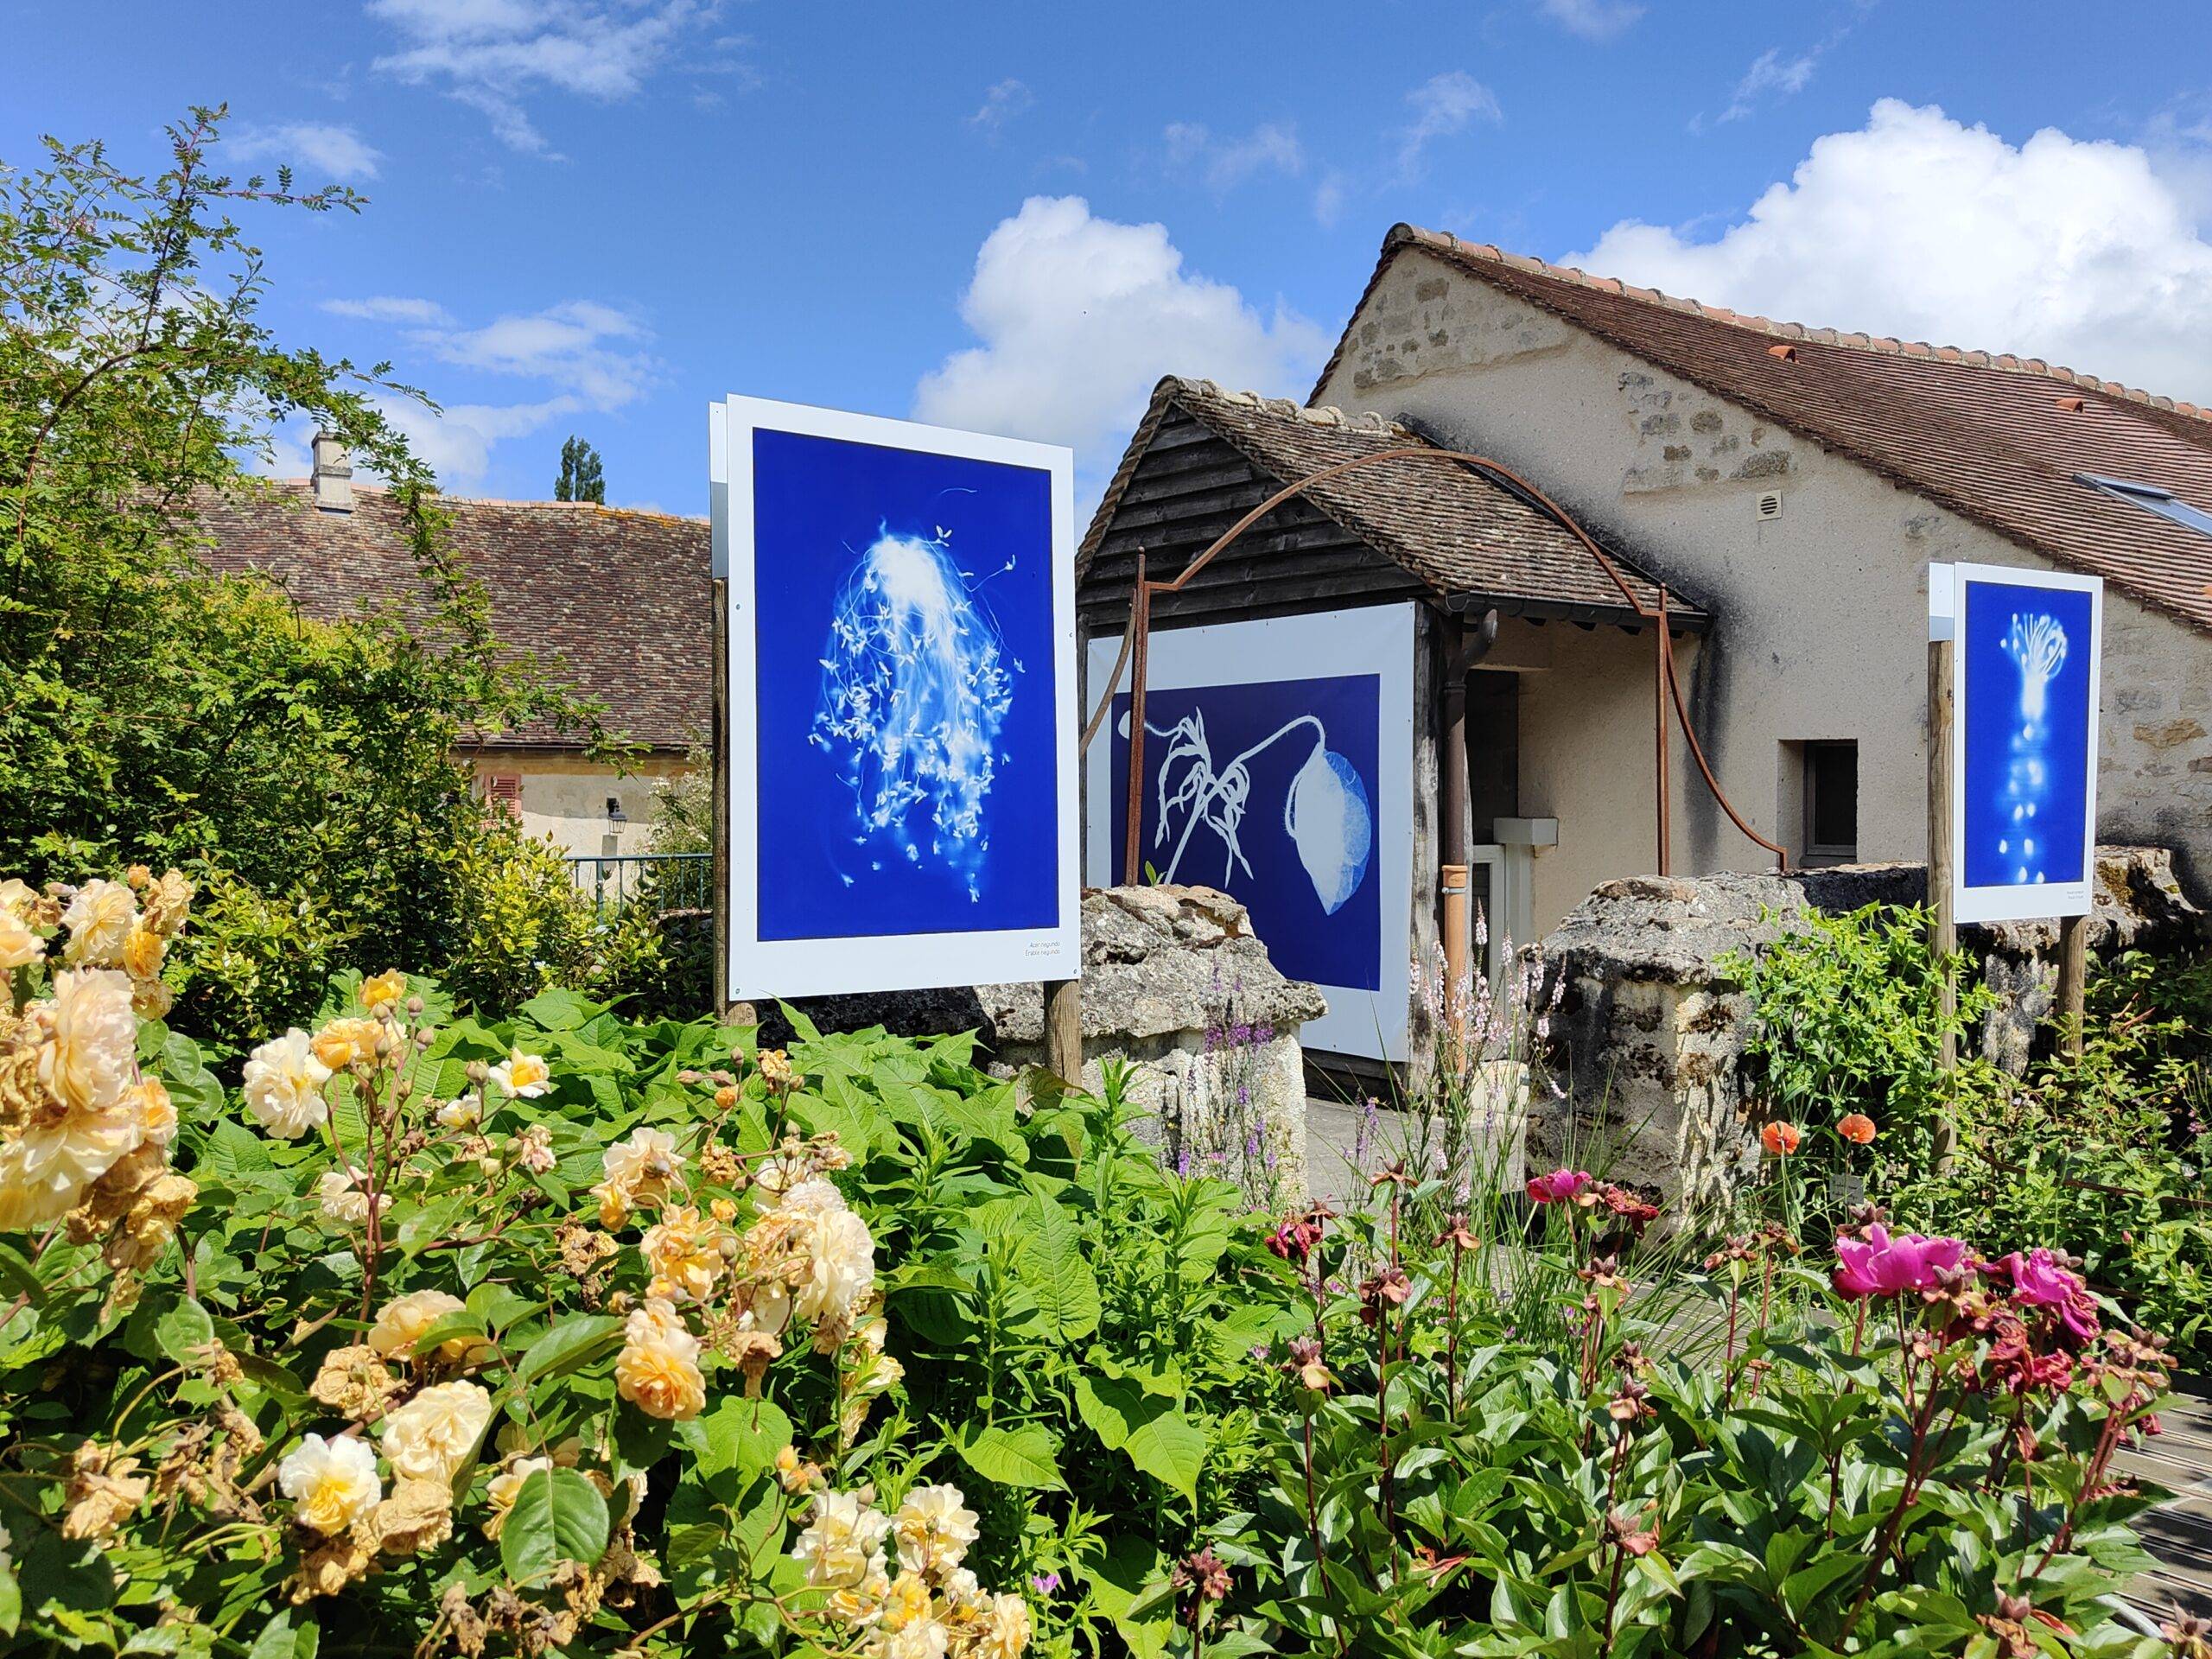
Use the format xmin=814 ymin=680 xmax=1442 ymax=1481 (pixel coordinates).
xmin=1082 ymin=444 xmax=1787 ymax=889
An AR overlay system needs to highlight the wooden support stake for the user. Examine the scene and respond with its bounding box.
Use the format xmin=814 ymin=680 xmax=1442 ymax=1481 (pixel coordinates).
xmin=1044 ymin=977 xmax=1083 ymax=1086
xmin=711 ymin=576 xmax=731 ymax=1018
xmin=1926 ymin=632 xmax=1958 ymax=1169
xmin=2056 ymin=912 xmax=2088 ymax=1059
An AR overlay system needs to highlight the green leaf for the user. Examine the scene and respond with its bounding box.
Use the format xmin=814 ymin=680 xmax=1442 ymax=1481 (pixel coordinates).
xmin=1072 ymin=1373 xmax=1207 ymax=1500
xmin=246 ymin=1609 xmax=317 ymax=1659
xmin=154 ymin=1296 xmax=217 ymax=1367
xmin=499 ymin=1468 xmax=610 ymax=1586
xmin=517 ymin=988 xmax=601 ymax=1031
xmin=950 ymin=1421 xmax=1065 ymax=1491
xmin=204 ymin=1120 xmax=274 ymax=1181
xmin=514 ymin=1313 xmax=623 ymax=1384
xmin=674 ymin=1395 xmax=793 ymax=1484
xmin=465 ymin=1282 xmax=539 ymax=1334
xmin=1013 ymin=1192 xmax=1100 ymax=1342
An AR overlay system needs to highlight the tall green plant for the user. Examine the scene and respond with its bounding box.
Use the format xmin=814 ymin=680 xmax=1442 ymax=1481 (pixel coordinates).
xmin=0 ymin=108 xmax=626 ymax=1046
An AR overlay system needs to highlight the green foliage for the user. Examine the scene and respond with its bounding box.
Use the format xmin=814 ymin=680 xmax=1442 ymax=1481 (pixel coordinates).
xmin=1898 ymin=948 xmax=2212 ymax=1362
xmin=1726 ymin=904 xmax=1997 ymax=1191
xmin=0 ymin=110 xmax=631 ymax=1052
xmin=0 ymin=880 xmax=2180 ymax=1658
xmin=442 ymin=810 xmax=664 ymax=1014
xmin=554 ymin=435 xmax=605 ymax=504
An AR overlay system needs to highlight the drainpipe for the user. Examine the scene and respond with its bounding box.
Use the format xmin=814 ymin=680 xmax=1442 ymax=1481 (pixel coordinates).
xmin=1440 ymin=607 xmax=1500 ymax=1045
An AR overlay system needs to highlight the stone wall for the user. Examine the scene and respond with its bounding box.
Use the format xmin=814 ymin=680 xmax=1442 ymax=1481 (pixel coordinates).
xmin=1536 ymin=847 xmax=2206 ymax=1203
xmin=755 ymin=886 xmax=1326 ymax=1205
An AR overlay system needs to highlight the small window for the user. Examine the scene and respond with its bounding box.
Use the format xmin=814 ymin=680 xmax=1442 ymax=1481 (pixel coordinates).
xmin=2076 ymin=473 xmax=2212 ymax=539
xmin=485 ymin=774 xmax=523 ymax=816
xmin=1803 ymin=742 xmax=1858 ymax=862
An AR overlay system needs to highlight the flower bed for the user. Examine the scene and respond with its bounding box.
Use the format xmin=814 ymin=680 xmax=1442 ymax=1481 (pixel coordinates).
xmin=0 ymin=872 xmax=2183 ymax=1657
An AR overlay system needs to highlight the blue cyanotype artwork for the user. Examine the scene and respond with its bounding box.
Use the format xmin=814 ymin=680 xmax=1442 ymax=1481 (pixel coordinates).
xmin=1961 ymin=580 xmax=2094 ymax=892
xmin=1109 ymin=675 xmax=1382 ymax=990
xmin=752 ymin=426 xmax=1059 ymax=942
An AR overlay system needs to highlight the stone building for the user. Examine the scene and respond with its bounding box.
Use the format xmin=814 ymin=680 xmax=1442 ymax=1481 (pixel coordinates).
xmin=1081 ymin=222 xmax=2212 ymax=1064
xmin=192 ymin=439 xmax=710 ymax=858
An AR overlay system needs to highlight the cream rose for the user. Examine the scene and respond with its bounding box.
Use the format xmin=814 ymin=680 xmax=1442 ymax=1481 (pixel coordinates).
xmin=365 ymin=1289 xmax=468 ymax=1362
xmin=614 ymin=1297 xmax=707 ymax=1421
xmin=60 ymin=880 xmax=137 ymax=968
xmin=488 ymin=1050 xmax=551 ymax=1099
xmin=794 ymin=1487 xmax=893 ymax=1591
xmin=242 ymin=1029 xmax=331 ymax=1139
xmin=278 ymin=1433 xmax=382 ymax=1535
xmin=379 ymin=1381 xmax=493 ymax=1484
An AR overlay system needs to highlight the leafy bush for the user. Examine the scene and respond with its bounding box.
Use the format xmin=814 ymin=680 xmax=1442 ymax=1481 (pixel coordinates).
xmin=0 ymin=873 xmax=2181 ymax=1658
xmin=1726 ymin=903 xmax=1996 ymax=1194
xmin=0 ymin=110 xmax=626 ymax=1052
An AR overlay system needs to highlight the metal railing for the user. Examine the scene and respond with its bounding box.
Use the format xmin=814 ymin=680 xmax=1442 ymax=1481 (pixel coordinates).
xmin=566 ymin=852 xmax=712 ymax=916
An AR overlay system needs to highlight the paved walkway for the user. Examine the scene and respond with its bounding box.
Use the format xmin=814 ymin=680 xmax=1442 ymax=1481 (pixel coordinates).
xmin=1298 ymin=1099 xmax=2212 ymax=1626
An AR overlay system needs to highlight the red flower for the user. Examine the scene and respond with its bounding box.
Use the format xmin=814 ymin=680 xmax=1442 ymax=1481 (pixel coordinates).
xmin=1527 ymin=1168 xmax=1593 ymax=1205
xmin=1761 ymin=1121 xmax=1802 ymax=1156
xmin=1837 ymin=1113 xmax=1877 ymax=1146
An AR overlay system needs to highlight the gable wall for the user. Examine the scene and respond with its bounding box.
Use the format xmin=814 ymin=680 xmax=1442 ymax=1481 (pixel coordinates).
xmin=1315 ymin=250 xmax=2212 ymax=918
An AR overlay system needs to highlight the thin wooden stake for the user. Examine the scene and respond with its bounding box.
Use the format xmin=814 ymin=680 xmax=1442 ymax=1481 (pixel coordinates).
xmin=2056 ymin=912 xmax=2088 ymax=1059
xmin=1926 ymin=633 xmax=1959 ymax=1169
xmin=1044 ymin=977 xmax=1083 ymax=1085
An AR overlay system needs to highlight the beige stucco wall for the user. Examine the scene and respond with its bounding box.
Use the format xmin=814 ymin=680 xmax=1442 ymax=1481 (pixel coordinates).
xmin=468 ymin=751 xmax=689 ymax=860
xmin=1317 ymin=249 xmax=2212 ymax=928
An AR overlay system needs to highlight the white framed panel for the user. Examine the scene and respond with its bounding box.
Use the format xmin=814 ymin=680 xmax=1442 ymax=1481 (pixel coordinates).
xmin=721 ymin=395 xmax=1079 ymax=998
xmin=1084 ymin=605 xmax=1418 ymax=1061
xmin=1948 ymin=562 xmax=2103 ymax=925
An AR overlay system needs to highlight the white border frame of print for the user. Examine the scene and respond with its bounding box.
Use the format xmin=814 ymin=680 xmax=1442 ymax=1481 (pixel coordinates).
xmin=1084 ymin=604 xmax=1417 ymax=1062
xmin=1947 ymin=562 xmax=2103 ymax=925
xmin=720 ymin=394 xmax=1080 ymax=1000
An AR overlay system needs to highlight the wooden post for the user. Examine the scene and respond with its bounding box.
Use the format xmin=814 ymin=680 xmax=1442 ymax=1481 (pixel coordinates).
xmin=1654 ymin=589 xmax=1672 ymax=876
xmin=2056 ymin=912 xmax=2088 ymax=1058
xmin=1927 ymin=631 xmax=1958 ymax=1168
xmin=711 ymin=576 xmax=731 ymax=1017
xmin=1122 ymin=555 xmax=1150 ymax=885
xmin=1044 ymin=977 xmax=1083 ymax=1085
xmin=1440 ymin=614 xmax=1470 ymax=1039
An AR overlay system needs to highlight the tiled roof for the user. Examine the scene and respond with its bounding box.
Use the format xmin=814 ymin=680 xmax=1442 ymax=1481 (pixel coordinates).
xmin=189 ymin=482 xmax=711 ymax=750
xmin=1319 ymin=223 xmax=2212 ymax=633
xmin=1080 ymin=375 xmax=1700 ymax=622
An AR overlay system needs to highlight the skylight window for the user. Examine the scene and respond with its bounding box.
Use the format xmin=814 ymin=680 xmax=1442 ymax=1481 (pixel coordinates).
xmin=2076 ymin=472 xmax=2212 ymax=539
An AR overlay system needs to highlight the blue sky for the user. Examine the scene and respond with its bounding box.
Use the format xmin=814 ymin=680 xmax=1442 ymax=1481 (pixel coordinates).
xmin=12 ymin=0 xmax=2212 ymax=512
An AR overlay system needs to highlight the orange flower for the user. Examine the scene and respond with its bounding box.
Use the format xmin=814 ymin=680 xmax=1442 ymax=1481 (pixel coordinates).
xmin=1760 ymin=1121 xmax=1802 ymax=1157
xmin=1837 ymin=1113 xmax=1877 ymax=1146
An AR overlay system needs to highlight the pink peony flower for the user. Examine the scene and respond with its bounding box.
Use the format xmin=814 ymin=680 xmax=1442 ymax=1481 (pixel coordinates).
xmin=1830 ymin=1225 xmax=1971 ymax=1299
xmin=1993 ymin=1248 xmax=2101 ymax=1344
xmin=1527 ymin=1168 xmax=1593 ymax=1205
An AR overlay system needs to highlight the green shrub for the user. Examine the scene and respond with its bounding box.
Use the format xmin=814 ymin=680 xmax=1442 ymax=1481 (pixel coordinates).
xmin=0 ymin=876 xmax=2177 ymax=1659
xmin=442 ymin=813 xmax=664 ymax=1015
xmin=0 ymin=108 xmax=626 ymax=1053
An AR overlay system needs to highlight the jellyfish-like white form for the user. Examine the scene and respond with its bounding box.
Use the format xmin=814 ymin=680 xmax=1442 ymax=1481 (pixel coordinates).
xmin=1994 ymin=609 xmax=2069 ymax=884
xmin=812 ymin=529 xmax=1014 ymax=898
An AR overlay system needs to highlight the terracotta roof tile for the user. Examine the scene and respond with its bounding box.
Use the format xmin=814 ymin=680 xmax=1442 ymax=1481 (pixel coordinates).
xmin=189 ymin=482 xmax=711 ymax=749
xmin=1315 ymin=225 xmax=2212 ymax=634
xmin=1080 ymin=377 xmax=1700 ymax=622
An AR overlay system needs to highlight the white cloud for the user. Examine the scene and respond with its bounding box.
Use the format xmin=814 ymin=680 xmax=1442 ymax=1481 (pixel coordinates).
xmin=1313 ymin=168 xmax=1351 ymax=229
xmin=1538 ymin=0 xmax=1643 ymax=41
xmin=1397 ymin=72 xmax=1502 ymax=176
xmin=408 ymin=300 xmax=657 ymax=409
xmin=913 ymin=196 xmax=1327 ymax=472
xmin=968 ymin=79 xmax=1034 ymax=136
xmin=1163 ymin=120 xmax=1304 ymax=193
xmin=321 ymin=295 xmax=455 ymax=325
xmin=372 ymin=394 xmax=578 ymax=489
xmin=367 ymin=0 xmax=724 ymax=155
xmin=1720 ymin=47 xmax=1818 ymax=122
xmin=1567 ymin=99 xmax=2212 ymax=405
xmin=228 ymin=122 xmax=384 ymax=181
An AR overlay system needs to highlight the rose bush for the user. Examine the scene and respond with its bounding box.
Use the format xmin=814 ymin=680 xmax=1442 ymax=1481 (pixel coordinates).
xmin=0 ymin=871 xmax=2186 ymax=1657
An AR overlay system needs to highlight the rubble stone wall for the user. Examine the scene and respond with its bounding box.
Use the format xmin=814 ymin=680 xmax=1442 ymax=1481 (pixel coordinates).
xmin=1537 ymin=847 xmax=2206 ymax=1203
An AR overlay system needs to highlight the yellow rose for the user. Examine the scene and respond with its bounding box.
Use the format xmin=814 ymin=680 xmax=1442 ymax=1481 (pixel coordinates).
xmin=278 ymin=1433 xmax=382 ymax=1536
xmin=120 ymin=925 xmax=165 ymax=983
xmin=359 ymin=970 xmax=406 ymax=1014
xmin=312 ymin=1018 xmax=383 ymax=1073
xmin=615 ymin=1298 xmax=706 ymax=1421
